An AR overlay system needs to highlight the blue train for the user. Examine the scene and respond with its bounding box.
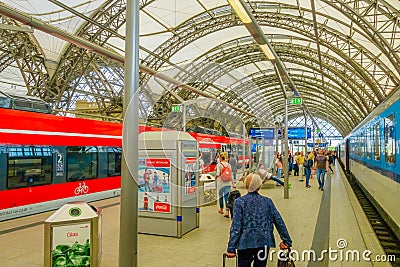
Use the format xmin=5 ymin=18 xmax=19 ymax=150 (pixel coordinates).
xmin=338 ymin=87 xmax=400 ymax=240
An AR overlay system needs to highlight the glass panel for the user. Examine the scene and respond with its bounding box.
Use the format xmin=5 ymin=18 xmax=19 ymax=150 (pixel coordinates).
xmin=67 ymin=146 xmax=98 ymax=181
xmin=7 ymin=157 xmax=53 ymax=189
xmin=9 ymin=147 xmax=23 ymax=157
xmin=107 ymin=147 xmax=122 ymax=176
xmin=366 ymin=126 xmax=372 ymax=159
xmin=360 ymin=130 xmax=365 ymax=157
xmin=374 ymin=122 xmax=380 ymax=160
xmin=384 ymin=115 xmax=395 ymax=164
xmin=350 ymin=136 xmax=355 ymax=156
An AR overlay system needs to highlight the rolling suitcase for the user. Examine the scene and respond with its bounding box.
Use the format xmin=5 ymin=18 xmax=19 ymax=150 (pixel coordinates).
xmin=223 ymin=252 xmax=238 ymax=267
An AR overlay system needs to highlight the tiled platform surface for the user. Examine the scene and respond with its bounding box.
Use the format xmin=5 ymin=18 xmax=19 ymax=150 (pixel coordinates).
xmin=0 ymin=164 xmax=391 ymax=267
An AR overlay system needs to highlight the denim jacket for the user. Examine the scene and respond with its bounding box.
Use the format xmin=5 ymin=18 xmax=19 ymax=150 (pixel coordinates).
xmin=227 ymin=192 xmax=292 ymax=253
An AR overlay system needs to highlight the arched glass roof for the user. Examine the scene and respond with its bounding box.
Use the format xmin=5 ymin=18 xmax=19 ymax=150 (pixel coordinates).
xmin=0 ymin=0 xmax=399 ymax=137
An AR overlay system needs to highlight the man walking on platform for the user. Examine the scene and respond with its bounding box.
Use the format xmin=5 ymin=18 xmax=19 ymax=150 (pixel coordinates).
xmin=314 ymin=149 xmax=329 ymax=191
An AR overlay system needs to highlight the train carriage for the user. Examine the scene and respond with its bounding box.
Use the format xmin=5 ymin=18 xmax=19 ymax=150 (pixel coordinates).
xmin=0 ymin=105 xmax=250 ymax=221
xmin=0 ymin=108 xmax=123 ymax=221
xmin=337 ymin=88 xmax=400 ymax=240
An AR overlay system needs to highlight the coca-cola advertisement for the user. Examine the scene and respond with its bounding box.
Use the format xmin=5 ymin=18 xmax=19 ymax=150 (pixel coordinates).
xmin=138 ymin=157 xmax=171 ymax=213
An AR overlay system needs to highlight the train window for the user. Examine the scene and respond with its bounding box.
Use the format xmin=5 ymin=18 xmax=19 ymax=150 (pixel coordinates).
xmin=384 ymin=115 xmax=395 ymax=164
xmin=67 ymin=146 xmax=98 ymax=181
xmin=350 ymin=136 xmax=355 ymax=156
xmin=366 ymin=126 xmax=372 ymax=159
xmin=374 ymin=122 xmax=380 ymax=160
xmin=107 ymin=147 xmax=122 ymax=176
xmin=356 ymin=134 xmax=361 ymax=156
xmin=7 ymin=146 xmax=53 ymax=189
xmin=360 ymin=130 xmax=365 ymax=157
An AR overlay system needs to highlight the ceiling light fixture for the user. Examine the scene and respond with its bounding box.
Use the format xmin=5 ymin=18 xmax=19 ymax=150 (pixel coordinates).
xmin=227 ymin=0 xmax=275 ymax=61
xmin=227 ymin=0 xmax=252 ymax=23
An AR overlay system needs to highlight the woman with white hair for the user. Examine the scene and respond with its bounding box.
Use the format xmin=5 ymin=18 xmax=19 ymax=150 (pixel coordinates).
xmin=225 ymin=174 xmax=292 ymax=266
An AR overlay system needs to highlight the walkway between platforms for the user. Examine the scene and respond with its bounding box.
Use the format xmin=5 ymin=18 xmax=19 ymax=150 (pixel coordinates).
xmin=0 ymin=164 xmax=390 ymax=267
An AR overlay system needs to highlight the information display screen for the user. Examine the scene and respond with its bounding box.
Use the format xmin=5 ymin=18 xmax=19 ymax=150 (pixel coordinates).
xmin=249 ymin=128 xmax=274 ymax=139
xmin=250 ymin=127 xmax=311 ymax=139
xmin=287 ymin=127 xmax=312 ymax=139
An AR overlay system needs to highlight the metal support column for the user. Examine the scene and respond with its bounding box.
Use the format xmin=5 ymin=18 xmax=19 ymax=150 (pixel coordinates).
xmin=283 ymin=98 xmax=289 ymax=199
xmin=119 ymin=0 xmax=139 ymax=266
xmin=182 ymin=104 xmax=186 ymax=131
xmin=304 ymin=110 xmax=308 ymax=152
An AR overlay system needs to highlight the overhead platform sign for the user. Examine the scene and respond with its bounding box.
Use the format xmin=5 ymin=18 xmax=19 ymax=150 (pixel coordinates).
xmin=289 ymin=97 xmax=302 ymax=105
xmin=171 ymin=104 xmax=182 ymax=112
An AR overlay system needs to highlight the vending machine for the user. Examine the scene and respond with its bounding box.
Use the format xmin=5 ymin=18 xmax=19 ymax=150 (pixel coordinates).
xmin=138 ymin=131 xmax=199 ymax=238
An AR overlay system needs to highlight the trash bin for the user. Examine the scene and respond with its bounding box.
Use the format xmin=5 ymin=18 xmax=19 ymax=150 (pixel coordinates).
xmin=44 ymin=201 xmax=101 ymax=267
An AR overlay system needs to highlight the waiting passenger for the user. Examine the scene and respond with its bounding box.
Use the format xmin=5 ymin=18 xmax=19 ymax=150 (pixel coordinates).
xmin=275 ymin=154 xmax=283 ymax=186
xmin=257 ymin=164 xmax=290 ymax=188
xmin=304 ymin=152 xmax=314 ymax=188
xmin=297 ymin=151 xmax=305 ymax=181
xmin=225 ymin=174 xmax=292 ymax=266
xmin=327 ymin=152 xmax=334 ymax=174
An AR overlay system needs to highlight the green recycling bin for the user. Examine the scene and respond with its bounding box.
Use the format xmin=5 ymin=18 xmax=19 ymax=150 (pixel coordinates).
xmin=44 ymin=201 xmax=101 ymax=267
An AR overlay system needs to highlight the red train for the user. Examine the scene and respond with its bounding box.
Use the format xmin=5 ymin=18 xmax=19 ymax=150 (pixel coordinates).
xmin=0 ymin=107 xmax=249 ymax=221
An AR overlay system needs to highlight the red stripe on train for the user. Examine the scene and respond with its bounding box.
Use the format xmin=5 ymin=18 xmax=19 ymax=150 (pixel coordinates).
xmin=0 ymin=177 xmax=120 ymax=209
xmin=0 ymin=133 xmax=121 ymax=146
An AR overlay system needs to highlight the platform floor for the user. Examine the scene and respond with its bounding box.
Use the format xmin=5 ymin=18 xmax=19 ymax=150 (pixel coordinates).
xmin=0 ymin=164 xmax=391 ymax=267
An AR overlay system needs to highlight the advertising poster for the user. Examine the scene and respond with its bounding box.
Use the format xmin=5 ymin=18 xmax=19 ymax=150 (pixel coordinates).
xmin=184 ymin=157 xmax=197 ymax=195
xmin=138 ymin=158 xmax=171 ymax=213
xmin=51 ymin=223 xmax=91 ymax=267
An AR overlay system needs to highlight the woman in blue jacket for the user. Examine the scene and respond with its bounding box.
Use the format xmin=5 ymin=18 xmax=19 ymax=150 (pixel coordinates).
xmin=226 ymin=173 xmax=292 ymax=266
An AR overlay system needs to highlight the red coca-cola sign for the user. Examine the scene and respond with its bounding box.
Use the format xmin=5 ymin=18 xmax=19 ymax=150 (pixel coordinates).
xmin=153 ymin=202 xmax=171 ymax=213
xmin=185 ymin=158 xmax=197 ymax=164
xmin=187 ymin=186 xmax=196 ymax=195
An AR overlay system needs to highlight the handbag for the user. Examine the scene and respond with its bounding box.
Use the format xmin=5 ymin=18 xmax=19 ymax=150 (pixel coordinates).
xmin=277 ymin=249 xmax=295 ymax=267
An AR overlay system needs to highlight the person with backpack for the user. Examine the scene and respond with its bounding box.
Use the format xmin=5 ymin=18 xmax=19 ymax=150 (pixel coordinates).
xmin=216 ymin=154 xmax=235 ymax=218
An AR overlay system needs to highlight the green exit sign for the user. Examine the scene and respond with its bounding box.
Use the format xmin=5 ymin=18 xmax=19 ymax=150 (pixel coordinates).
xmin=171 ymin=104 xmax=182 ymax=112
xmin=289 ymin=97 xmax=302 ymax=105
xmin=316 ymin=129 xmax=321 ymax=133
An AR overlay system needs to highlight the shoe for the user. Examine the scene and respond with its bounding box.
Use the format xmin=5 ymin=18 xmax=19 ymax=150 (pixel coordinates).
xmin=307 ymin=185 xmax=311 ymax=188
xmin=218 ymin=209 xmax=223 ymax=214
xmin=318 ymin=186 xmax=321 ymax=189
xmin=224 ymin=214 xmax=230 ymax=218
xmin=321 ymin=188 xmax=324 ymax=191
